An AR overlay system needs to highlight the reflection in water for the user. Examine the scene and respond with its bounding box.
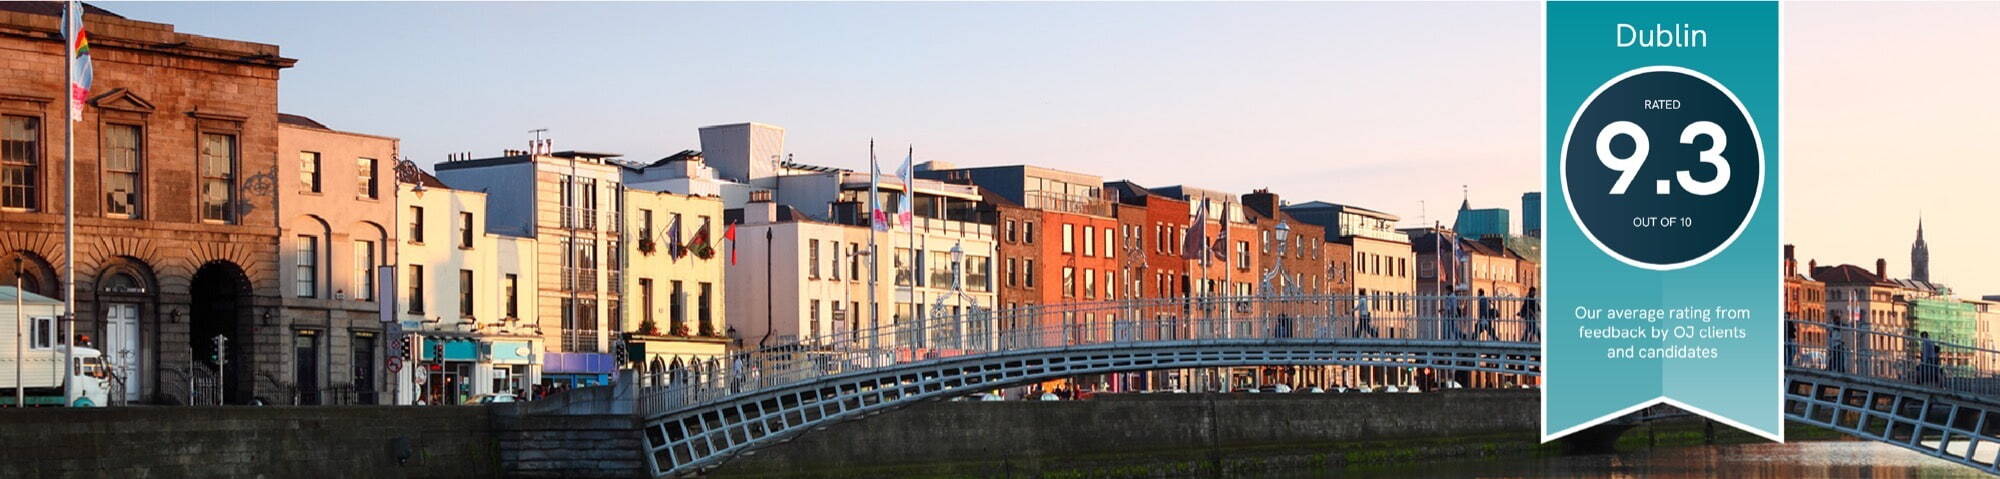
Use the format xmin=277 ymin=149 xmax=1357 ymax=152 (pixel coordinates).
xmin=1290 ymin=442 xmax=1986 ymax=478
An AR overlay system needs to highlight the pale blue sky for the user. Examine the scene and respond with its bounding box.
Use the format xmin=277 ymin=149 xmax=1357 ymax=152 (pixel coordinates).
xmin=100 ymin=1 xmax=1543 ymax=231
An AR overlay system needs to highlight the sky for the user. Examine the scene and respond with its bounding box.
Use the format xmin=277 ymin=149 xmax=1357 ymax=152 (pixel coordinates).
xmin=96 ymin=2 xmax=1994 ymax=297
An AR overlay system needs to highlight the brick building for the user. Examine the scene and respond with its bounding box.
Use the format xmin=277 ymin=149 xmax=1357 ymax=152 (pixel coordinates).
xmin=1783 ymin=244 xmax=1828 ymax=348
xmin=0 ymin=5 xmax=294 ymax=404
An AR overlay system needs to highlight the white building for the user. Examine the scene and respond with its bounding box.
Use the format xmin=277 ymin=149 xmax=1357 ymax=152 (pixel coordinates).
xmin=392 ymin=164 xmax=539 ymax=404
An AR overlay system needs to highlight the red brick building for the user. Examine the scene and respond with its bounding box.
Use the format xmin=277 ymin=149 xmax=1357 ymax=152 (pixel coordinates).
xmin=0 ymin=4 xmax=296 ymax=404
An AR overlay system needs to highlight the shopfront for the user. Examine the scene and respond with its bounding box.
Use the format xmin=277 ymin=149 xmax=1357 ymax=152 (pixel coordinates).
xmin=540 ymin=352 xmax=616 ymax=394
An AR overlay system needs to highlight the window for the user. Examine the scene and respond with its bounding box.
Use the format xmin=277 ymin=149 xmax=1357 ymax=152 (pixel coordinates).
xmin=848 ymin=242 xmax=861 ymax=280
xmin=697 ymin=282 xmax=714 ymax=334
xmin=1062 ymin=224 xmax=1075 ymax=254
xmin=1024 ymin=259 xmax=1036 ymax=288
xmin=809 ymin=240 xmax=821 ymax=279
xmin=295 ymin=235 xmax=318 ymax=298
xmin=1084 ymin=226 xmax=1097 ymax=256
xmin=967 ymin=255 xmax=990 ymax=292
xmin=829 ymin=242 xmax=841 ymax=281
xmin=929 ymin=250 xmax=953 ymax=287
xmin=1006 ymin=258 xmax=1017 ymax=288
xmin=407 ymin=264 xmax=424 ymax=313
xmin=299 ymin=151 xmax=321 ymax=193
xmin=459 ymin=269 xmax=474 ymax=318
xmin=1261 ymin=230 xmax=1271 ymax=253
xmin=639 ymin=209 xmax=653 ymax=239
xmin=670 ymin=280 xmax=686 ymax=330
xmin=608 ymin=299 xmax=622 ymax=334
xmin=894 ymin=247 xmax=913 ymax=286
xmin=639 ymin=278 xmax=654 ymax=328
xmin=1084 ymin=269 xmax=1096 ymax=299
xmin=459 ymin=212 xmax=474 ymax=248
xmin=1104 ymin=227 xmax=1114 ymax=258
xmin=353 ymin=241 xmax=375 ymax=300
xmin=1 ymin=116 xmax=38 ymax=210
xmin=1005 ymin=220 xmax=1017 ymax=243
xmin=1023 ymin=221 xmax=1035 ymax=244
xmin=504 ymin=274 xmax=519 ymax=318
xmin=408 ymin=206 xmax=424 ymax=243
xmin=29 ymin=316 xmax=54 ymax=349
xmin=1236 ymin=241 xmax=1250 ymax=269
xmin=1062 ymin=267 xmax=1076 ymax=298
xmin=103 ymin=124 xmax=141 ymax=217
xmin=356 ymin=157 xmax=378 ymax=199
xmin=1104 ymin=270 xmax=1115 ymax=299
xmin=199 ymin=132 xmax=236 ymax=222
xmin=809 ymin=300 xmax=821 ymax=339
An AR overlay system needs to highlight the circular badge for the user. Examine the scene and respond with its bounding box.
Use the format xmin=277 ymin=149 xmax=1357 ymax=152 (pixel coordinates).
xmin=1561 ymin=66 xmax=1763 ymax=270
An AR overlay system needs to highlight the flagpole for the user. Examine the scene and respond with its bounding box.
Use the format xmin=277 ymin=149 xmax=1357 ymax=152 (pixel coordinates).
xmin=61 ymin=1 xmax=79 ymax=405
xmin=866 ymin=140 xmax=879 ymax=350
xmin=904 ymin=146 xmax=918 ymax=350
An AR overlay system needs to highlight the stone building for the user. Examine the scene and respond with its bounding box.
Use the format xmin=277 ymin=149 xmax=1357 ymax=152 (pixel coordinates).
xmin=1812 ymin=259 xmax=1910 ymax=362
xmin=618 ymin=185 xmax=730 ymax=369
xmin=274 ymin=114 xmax=397 ymax=404
xmin=0 ymin=5 xmax=293 ymax=404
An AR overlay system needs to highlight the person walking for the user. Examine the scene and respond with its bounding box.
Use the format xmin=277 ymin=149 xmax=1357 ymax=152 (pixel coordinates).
xmin=1354 ymin=295 xmax=1378 ymax=338
xmin=1920 ymin=332 xmax=1941 ymax=386
xmin=1518 ymin=288 xmax=1541 ymax=342
xmin=1471 ymin=290 xmax=1498 ymax=341
xmin=1828 ymin=326 xmax=1847 ymax=374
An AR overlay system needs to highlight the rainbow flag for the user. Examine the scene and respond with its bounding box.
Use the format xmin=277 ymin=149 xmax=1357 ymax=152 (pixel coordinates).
xmin=65 ymin=1 xmax=92 ymax=120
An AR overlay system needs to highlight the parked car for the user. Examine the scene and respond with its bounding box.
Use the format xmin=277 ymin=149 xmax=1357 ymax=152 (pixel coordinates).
xmin=1037 ymin=392 xmax=1060 ymax=401
xmin=469 ymin=393 xmax=517 ymax=404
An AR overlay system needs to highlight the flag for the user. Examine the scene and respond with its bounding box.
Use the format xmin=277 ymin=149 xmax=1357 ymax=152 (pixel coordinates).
xmin=869 ymin=142 xmax=890 ymax=232
xmin=663 ymin=215 xmax=683 ymax=260
xmin=1181 ymin=199 xmax=1208 ymax=260
xmin=1210 ymin=202 xmax=1229 ymax=263
xmin=65 ymin=1 xmax=92 ymax=120
xmin=895 ymin=147 xmax=914 ymax=231
xmin=724 ymin=224 xmax=738 ymax=265
xmin=687 ymin=222 xmax=714 ymax=259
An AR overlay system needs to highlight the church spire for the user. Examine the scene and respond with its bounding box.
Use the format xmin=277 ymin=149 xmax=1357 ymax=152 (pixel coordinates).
xmin=1911 ymin=214 xmax=1930 ymax=283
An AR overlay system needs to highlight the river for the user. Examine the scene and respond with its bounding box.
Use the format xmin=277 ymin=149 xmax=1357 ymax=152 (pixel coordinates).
xmin=1287 ymin=441 xmax=1988 ymax=478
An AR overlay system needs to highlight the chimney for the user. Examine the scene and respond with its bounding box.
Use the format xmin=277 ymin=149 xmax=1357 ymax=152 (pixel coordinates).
xmin=1783 ymin=244 xmax=1796 ymax=276
xmin=1808 ymin=259 xmax=1817 ymax=273
xmin=1242 ymin=189 xmax=1281 ymax=219
xmin=1875 ymin=258 xmax=1887 ymax=279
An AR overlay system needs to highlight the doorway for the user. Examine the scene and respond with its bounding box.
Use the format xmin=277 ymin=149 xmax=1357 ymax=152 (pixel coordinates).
xmin=105 ymin=303 xmax=141 ymax=402
xmin=189 ymin=261 xmax=250 ymax=404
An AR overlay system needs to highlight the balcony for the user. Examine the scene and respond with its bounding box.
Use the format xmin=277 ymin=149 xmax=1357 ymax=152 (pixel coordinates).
xmin=561 ymin=207 xmax=600 ymax=230
xmin=560 ymin=328 xmax=601 ymax=353
xmin=563 ymin=268 xmax=599 ymax=292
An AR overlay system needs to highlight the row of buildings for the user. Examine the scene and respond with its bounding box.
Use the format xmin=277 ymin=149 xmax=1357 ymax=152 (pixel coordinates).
xmin=0 ymin=5 xmax=1545 ymax=405
xmin=1783 ymin=222 xmax=2000 ymax=371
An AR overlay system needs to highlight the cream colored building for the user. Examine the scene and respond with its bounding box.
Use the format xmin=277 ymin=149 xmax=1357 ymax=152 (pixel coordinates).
xmin=620 ymin=187 xmax=730 ymax=369
xmin=275 ymin=115 xmax=398 ymax=405
xmin=391 ymin=166 xmax=539 ymax=404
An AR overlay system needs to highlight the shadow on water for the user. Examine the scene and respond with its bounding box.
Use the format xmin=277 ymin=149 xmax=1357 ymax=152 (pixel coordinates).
xmin=1275 ymin=441 xmax=1987 ymax=478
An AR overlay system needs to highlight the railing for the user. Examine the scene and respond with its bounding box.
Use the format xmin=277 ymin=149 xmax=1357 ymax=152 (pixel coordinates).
xmin=1786 ymin=319 xmax=2000 ymax=399
xmin=563 ymin=328 xmax=602 ymax=353
xmin=637 ymin=294 xmax=1541 ymax=417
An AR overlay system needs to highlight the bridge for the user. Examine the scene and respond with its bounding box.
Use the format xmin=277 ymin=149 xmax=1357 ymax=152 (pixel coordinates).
xmin=628 ymin=295 xmax=2000 ymax=477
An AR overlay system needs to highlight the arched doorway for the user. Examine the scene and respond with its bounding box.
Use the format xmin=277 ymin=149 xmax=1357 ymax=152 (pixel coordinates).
xmin=189 ymin=261 xmax=251 ymax=404
xmin=96 ymin=258 xmax=157 ymax=403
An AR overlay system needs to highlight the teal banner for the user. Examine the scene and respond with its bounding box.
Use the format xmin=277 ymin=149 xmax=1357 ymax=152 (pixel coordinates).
xmin=1545 ymin=2 xmax=1782 ymax=441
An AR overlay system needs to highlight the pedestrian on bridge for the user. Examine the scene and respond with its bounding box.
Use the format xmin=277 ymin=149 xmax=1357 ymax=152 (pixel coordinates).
xmin=1518 ymin=288 xmax=1541 ymax=342
xmin=1471 ymin=290 xmax=1499 ymax=341
xmin=1829 ymin=331 xmax=1847 ymax=374
xmin=1355 ymin=295 xmax=1379 ymax=338
xmin=1920 ymin=332 xmax=1942 ymax=386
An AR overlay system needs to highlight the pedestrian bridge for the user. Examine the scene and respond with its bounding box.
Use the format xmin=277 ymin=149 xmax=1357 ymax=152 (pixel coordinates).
xmin=630 ymin=296 xmax=2000 ymax=477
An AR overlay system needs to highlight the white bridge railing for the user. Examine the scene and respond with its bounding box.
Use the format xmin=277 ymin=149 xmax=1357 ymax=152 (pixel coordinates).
xmin=636 ymin=294 xmax=1543 ymax=417
xmin=1786 ymin=319 xmax=2000 ymax=399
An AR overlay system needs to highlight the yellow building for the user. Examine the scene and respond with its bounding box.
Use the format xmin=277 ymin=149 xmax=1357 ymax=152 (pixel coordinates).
xmin=621 ymin=187 xmax=730 ymax=370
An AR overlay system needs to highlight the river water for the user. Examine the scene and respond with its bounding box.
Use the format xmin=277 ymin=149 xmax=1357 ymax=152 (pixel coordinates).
xmin=1291 ymin=441 xmax=1988 ymax=478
